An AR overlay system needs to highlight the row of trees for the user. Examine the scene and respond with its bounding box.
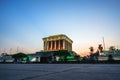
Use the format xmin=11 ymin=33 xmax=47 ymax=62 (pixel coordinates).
xmin=88 ymin=45 xmax=119 ymax=62
xmin=88 ymin=44 xmax=103 ymax=61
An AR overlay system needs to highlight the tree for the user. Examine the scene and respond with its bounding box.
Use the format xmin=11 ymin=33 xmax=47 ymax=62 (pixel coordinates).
xmin=109 ymin=46 xmax=115 ymax=53
xmin=108 ymin=46 xmax=114 ymax=61
xmin=89 ymin=46 xmax=95 ymax=62
xmin=55 ymin=50 xmax=70 ymax=62
xmin=36 ymin=57 xmax=39 ymax=62
xmin=98 ymin=44 xmax=103 ymax=53
xmin=94 ymin=50 xmax=99 ymax=61
xmin=108 ymin=54 xmax=113 ymax=61
xmin=89 ymin=46 xmax=94 ymax=53
xmin=75 ymin=55 xmax=81 ymax=62
xmin=109 ymin=46 xmax=115 ymax=55
xmin=12 ymin=52 xmax=27 ymax=62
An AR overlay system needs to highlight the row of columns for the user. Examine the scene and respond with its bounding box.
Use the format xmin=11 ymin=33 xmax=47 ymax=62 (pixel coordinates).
xmin=44 ymin=40 xmax=72 ymax=51
xmin=65 ymin=40 xmax=72 ymax=51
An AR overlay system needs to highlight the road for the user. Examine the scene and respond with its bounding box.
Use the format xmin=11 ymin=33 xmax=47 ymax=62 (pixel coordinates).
xmin=0 ymin=64 xmax=120 ymax=80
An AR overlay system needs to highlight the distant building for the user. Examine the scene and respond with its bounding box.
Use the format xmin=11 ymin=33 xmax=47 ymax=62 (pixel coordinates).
xmin=0 ymin=53 xmax=14 ymax=62
xmin=43 ymin=34 xmax=73 ymax=51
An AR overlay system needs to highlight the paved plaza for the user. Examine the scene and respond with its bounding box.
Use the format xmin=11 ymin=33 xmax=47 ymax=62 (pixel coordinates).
xmin=0 ymin=64 xmax=120 ymax=80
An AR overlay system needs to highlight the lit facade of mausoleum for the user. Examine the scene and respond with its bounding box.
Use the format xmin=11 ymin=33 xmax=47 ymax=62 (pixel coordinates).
xmin=43 ymin=34 xmax=73 ymax=51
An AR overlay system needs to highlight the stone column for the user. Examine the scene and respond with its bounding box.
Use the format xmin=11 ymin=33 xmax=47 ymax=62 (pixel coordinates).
xmin=67 ymin=41 xmax=68 ymax=50
xmin=46 ymin=41 xmax=48 ymax=50
xmin=63 ymin=40 xmax=65 ymax=49
xmin=45 ymin=41 xmax=47 ymax=50
xmin=65 ymin=41 xmax=67 ymax=50
xmin=67 ymin=42 xmax=69 ymax=51
xmin=54 ymin=40 xmax=56 ymax=50
xmin=44 ymin=41 xmax=46 ymax=50
xmin=51 ymin=41 xmax=52 ymax=50
xmin=59 ymin=40 xmax=60 ymax=49
xmin=44 ymin=41 xmax=45 ymax=50
xmin=65 ymin=40 xmax=66 ymax=50
xmin=68 ymin=43 xmax=70 ymax=51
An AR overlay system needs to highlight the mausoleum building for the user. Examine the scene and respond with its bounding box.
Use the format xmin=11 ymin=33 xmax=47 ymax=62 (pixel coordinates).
xmin=43 ymin=34 xmax=73 ymax=51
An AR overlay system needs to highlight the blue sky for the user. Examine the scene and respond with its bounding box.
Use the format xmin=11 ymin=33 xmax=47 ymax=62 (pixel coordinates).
xmin=0 ymin=0 xmax=120 ymax=56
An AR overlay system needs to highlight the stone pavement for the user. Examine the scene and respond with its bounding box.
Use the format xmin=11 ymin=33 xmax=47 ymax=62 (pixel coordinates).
xmin=0 ymin=64 xmax=120 ymax=80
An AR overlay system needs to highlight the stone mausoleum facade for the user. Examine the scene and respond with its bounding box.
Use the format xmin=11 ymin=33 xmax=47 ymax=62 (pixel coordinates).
xmin=43 ymin=34 xmax=73 ymax=51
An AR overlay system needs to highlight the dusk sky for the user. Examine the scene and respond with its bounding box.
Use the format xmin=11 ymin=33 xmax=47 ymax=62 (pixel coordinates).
xmin=0 ymin=0 xmax=120 ymax=56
